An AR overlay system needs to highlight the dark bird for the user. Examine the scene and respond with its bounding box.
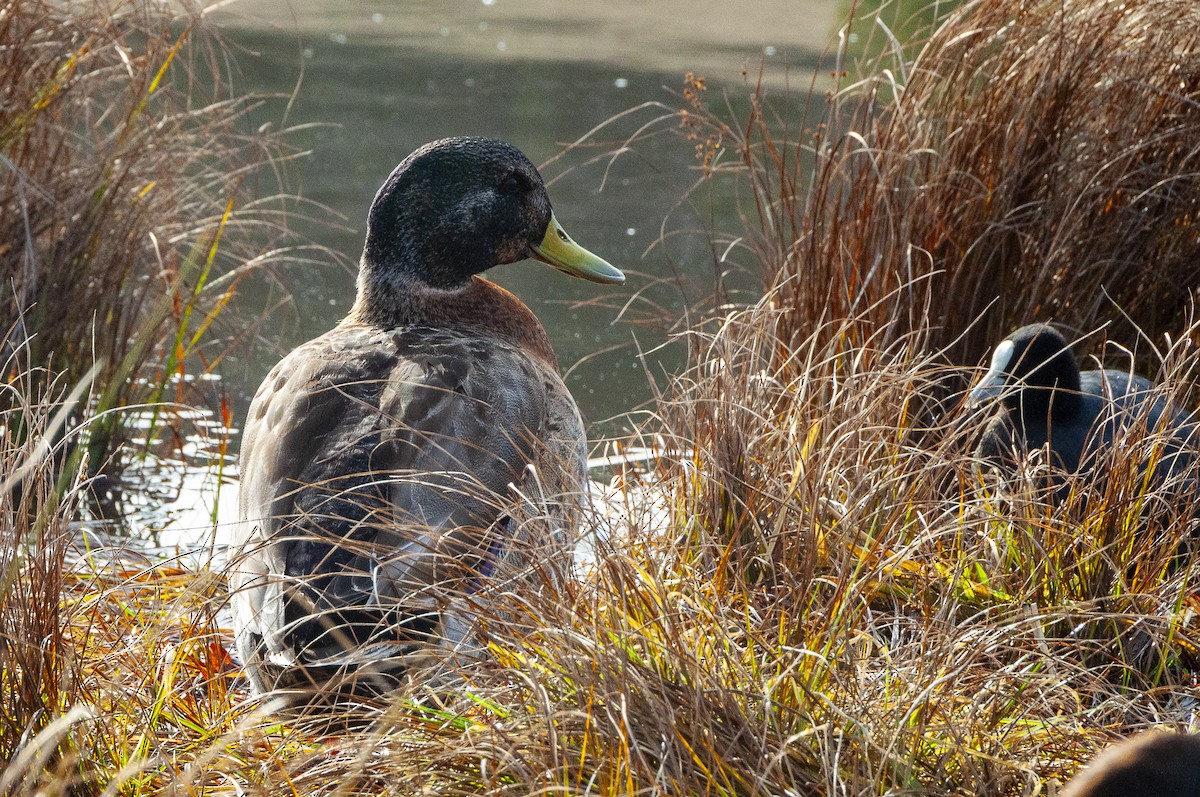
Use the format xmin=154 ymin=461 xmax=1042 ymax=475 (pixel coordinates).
xmin=1061 ymin=732 xmax=1200 ymax=797
xmin=968 ymin=323 xmax=1196 ymax=485
xmin=229 ymin=137 xmax=624 ymax=695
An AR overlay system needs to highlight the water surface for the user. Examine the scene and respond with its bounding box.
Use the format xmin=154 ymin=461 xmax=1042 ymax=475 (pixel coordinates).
xmin=214 ymin=0 xmax=837 ymax=433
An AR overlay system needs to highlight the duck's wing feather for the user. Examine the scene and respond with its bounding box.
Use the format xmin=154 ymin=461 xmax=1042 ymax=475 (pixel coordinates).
xmin=231 ymin=323 xmax=578 ymax=666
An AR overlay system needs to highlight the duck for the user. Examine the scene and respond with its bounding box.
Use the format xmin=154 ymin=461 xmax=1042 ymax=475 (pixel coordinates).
xmin=968 ymin=323 xmax=1196 ymax=486
xmin=1060 ymin=732 xmax=1200 ymax=797
xmin=228 ymin=137 xmax=624 ymax=695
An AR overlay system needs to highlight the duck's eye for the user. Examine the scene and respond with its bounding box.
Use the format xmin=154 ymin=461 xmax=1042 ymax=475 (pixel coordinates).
xmin=497 ymin=173 xmax=524 ymax=196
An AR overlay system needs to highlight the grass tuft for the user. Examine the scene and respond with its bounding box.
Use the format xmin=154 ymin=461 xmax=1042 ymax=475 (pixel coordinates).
xmin=0 ymin=0 xmax=296 ymax=472
xmin=702 ymin=0 xmax=1200 ymax=368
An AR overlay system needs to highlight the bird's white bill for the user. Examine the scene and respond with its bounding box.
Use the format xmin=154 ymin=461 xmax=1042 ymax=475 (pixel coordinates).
xmin=968 ymin=338 xmax=1015 ymax=407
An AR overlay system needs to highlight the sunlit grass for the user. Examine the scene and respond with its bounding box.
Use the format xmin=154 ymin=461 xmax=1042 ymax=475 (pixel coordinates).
xmin=6 ymin=0 xmax=1200 ymax=795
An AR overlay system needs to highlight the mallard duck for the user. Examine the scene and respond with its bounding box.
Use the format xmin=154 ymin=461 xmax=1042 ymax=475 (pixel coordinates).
xmin=1061 ymin=732 xmax=1200 ymax=797
xmin=969 ymin=323 xmax=1196 ymax=483
xmin=229 ymin=137 xmax=624 ymax=695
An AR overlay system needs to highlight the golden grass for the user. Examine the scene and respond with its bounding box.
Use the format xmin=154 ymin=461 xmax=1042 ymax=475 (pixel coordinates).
xmin=7 ymin=0 xmax=1200 ymax=795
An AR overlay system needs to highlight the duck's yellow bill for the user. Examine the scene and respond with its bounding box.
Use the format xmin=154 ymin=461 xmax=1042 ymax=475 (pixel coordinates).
xmin=529 ymin=211 xmax=625 ymax=285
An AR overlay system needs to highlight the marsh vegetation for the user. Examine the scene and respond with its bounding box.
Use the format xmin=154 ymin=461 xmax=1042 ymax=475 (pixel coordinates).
xmin=4 ymin=0 xmax=1200 ymax=794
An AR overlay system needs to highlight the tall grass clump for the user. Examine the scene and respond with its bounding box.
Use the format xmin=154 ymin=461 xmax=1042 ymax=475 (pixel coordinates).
xmin=643 ymin=0 xmax=1200 ymax=790
xmin=0 ymin=359 xmax=256 ymax=793
xmin=0 ymin=366 xmax=277 ymax=793
xmin=0 ymin=0 xmax=293 ymax=472
xmin=697 ymin=0 xmax=1200 ymax=367
xmin=0 ymin=365 xmax=87 ymax=781
xmin=0 ymin=1 xmax=297 ymax=791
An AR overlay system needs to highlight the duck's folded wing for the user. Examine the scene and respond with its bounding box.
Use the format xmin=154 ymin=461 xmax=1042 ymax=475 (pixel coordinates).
xmin=231 ymin=326 xmax=405 ymax=657
xmin=230 ymin=326 xmax=560 ymax=660
xmin=369 ymin=329 xmax=554 ymax=603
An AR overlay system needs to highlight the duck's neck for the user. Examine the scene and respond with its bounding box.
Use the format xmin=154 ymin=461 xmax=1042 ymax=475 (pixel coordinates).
xmin=349 ymin=267 xmax=560 ymax=369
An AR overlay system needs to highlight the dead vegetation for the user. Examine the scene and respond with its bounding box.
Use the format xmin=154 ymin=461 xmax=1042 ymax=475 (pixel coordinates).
xmin=5 ymin=0 xmax=1200 ymax=794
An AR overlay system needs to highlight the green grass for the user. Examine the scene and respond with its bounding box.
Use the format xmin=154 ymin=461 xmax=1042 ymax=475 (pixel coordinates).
xmin=5 ymin=0 xmax=1200 ymax=795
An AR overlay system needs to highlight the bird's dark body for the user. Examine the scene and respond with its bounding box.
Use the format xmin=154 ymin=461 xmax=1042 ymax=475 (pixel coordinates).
xmin=977 ymin=369 xmax=1195 ymax=477
xmin=971 ymin=324 xmax=1197 ymax=488
xmin=1061 ymin=732 xmax=1200 ymax=797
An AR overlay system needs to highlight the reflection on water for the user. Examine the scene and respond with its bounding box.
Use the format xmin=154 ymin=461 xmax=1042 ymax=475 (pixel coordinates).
xmin=83 ymin=378 xmax=238 ymax=553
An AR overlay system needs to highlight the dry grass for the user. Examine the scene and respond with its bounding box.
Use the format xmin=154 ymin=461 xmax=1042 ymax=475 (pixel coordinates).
xmin=0 ymin=0 xmax=295 ymax=790
xmin=0 ymin=0 xmax=298 ymax=470
xmin=8 ymin=0 xmax=1200 ymax=795
xmin=692 ymin=0 xmax=1200 ymax=369
xmin=0 ymin=366 xmax=85 ymax=772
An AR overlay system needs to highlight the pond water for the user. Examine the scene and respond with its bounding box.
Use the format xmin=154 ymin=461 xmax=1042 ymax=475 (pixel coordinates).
xmin=213 ymin=0 xmax=839 ymax=431
xmin=138 ymin=0 xmax=846 ymax=546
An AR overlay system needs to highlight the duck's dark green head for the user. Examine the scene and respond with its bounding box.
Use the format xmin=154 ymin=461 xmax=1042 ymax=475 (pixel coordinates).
xmin=363 ymin=137 xmax=624 ymax=290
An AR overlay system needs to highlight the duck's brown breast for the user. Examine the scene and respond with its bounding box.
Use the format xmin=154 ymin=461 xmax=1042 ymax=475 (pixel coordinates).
xmin=350 ymin=274 xmax=559 ymax=370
